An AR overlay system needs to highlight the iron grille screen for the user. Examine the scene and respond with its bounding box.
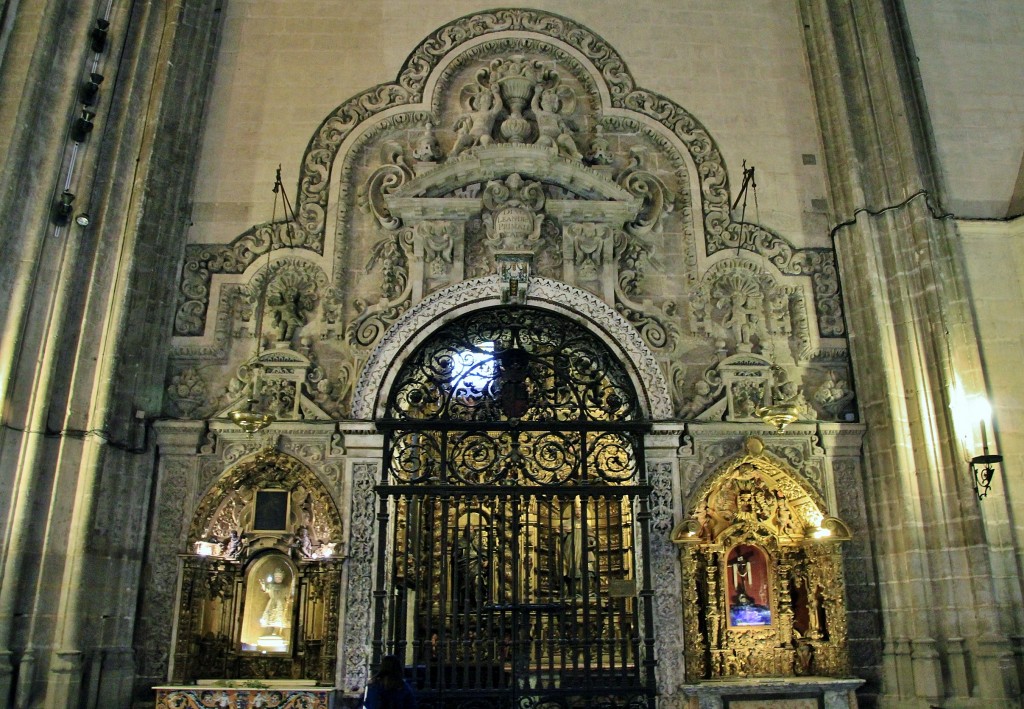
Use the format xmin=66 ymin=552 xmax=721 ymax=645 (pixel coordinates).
xmin=376 ymin=308 xmax=656 ymax=709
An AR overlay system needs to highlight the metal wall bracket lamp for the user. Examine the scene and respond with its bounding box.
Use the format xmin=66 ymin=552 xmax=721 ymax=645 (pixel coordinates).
xmin=970 ymin=421 xmax=1002 ymax=500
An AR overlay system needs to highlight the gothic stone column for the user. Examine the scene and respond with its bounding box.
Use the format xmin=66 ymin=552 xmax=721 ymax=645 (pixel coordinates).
xmin=800 ymin=1 xmax=1021 ymax=704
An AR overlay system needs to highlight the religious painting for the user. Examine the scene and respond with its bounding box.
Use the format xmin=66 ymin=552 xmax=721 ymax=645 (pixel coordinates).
xmin=726 ymin=544 xmax=771 ymax=627
xmin=253 ymin=489 xmax=290 ymax=531
xmin=239 ymin=553 xmax=296 ymax=653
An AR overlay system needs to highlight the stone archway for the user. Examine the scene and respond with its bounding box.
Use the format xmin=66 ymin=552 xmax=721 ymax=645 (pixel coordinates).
xmin=351 ymin=275 xmax=673 ymax=421
xmin=372 ymin=304 xmax=657 ymax=708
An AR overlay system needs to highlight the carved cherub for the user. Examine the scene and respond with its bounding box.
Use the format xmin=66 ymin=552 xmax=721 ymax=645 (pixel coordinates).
xmin=532 ymin=87 xmax=582 ymax=160
xmin=450 ymin=83 xmax=503 ymax=157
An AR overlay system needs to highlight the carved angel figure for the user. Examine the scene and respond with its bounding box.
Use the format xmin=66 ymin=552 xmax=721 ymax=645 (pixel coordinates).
xmin=532 ymin=88 xmax=582 ymax=160
xmin=450 ymin=83 xmax=503 ymax=157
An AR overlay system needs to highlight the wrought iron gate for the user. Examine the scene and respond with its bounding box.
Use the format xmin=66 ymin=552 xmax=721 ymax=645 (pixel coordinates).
xmin=374 ymin=308 xmax=656 ymax=709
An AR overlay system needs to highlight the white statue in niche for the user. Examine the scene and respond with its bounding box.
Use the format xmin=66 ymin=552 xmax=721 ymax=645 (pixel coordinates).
xmin=240 ymin=556 xmax=295 ymax=653
xmin=260 ymin=568 xmax=292 ymax=631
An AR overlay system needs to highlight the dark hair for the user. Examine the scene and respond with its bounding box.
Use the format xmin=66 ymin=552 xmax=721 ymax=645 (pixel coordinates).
xmin=371 ymin=654 xmax=404 ymax=691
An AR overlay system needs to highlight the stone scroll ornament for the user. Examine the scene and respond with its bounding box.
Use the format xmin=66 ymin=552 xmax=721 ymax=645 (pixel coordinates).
xmin=173 ymin=9 xmax=843 ymax=341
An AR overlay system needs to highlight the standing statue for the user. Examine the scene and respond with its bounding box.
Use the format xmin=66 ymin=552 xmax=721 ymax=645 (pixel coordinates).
xmin=730 ymin=554 xmax=754 ymax=600
xmin=455 ymin=525 xmax=490 ymax=608
xmin=561 ymin=523 xmax=598 ymax=596
xmin=450 ymin=83 xmax=503 ymax=157
xmin=720 ymin=290 xmax=759 ymax=351
xmin=259 ymin=567 xmax=293 ymax=635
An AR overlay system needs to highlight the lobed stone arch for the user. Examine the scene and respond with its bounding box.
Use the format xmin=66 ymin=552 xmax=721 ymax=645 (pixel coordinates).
xmin=350 ymin=275 xmax=674 ymax=421
xmin=187 ymin=448 xmax=343 ymax=552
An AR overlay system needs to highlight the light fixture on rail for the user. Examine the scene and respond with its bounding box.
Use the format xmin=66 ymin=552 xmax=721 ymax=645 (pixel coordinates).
xmin=225 ymin=167 xmax=297 ymax=436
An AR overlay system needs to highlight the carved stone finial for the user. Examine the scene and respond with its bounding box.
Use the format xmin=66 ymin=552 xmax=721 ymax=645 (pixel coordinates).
xmin=587 ymin=124 xmax=613 ymax=166
xmin=489 ymin=55 xmax=551 ymax=143
xmin=412 ymin=121 xmax=441 ymax=162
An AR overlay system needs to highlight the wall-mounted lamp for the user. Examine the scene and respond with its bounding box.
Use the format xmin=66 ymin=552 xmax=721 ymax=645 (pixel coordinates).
xmin=90 ymin=18 xmax=110 ymax=53
xmin=969 ymin=405 xmax=1002 ymax=499
xmin=75 ymin=213 xmax=91 ymax=227
xmin=952 ymin=387 xmax=1003 ymax=500
xmin=54 ymin=190 xmax=75 ymax=225
xmin=70 ymin=109 xmax=95 ymax=142
xmin=80 ymin=73 xmax=104 ymax=106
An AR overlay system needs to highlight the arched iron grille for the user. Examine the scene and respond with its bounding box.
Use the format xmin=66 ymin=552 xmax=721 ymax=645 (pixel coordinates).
xmin=375 ymin=307 xmax=656 ymax=709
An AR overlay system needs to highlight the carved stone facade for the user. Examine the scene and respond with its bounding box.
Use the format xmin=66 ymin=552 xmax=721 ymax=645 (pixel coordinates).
xmin=1 ymin=4 xmax=1019 ymax=709
xmin=167 ymin=11 xmax=848 ymax=433
xmin=154 ymin=9 xmax=862 ymax=707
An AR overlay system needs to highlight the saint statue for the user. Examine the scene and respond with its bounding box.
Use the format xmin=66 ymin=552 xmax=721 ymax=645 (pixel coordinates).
xmin=561 ymin=525 xmax=598 ymax=597
xmin=259 ymin=567 xmax=293 ymax=635
xmin=455 ymin=525 xmax=490 ymax=609
xmin=730 ymin=554 xmax=753 ymax=600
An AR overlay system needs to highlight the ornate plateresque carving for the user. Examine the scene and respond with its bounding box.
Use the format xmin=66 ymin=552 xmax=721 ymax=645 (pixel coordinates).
xmin=350 ymin=275 xmax=674 ymax=421
xmin=171 ymin=10 xmax=846 ymax=419
xmin=341 ymin=461 xmax=378 ymax=692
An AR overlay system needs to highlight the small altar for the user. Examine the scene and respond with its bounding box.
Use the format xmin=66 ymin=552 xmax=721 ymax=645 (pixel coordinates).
xmin=155 ymin=680 xmax=335 ymax=708
xmin=682 ymin=677 xmax=864 ymax=709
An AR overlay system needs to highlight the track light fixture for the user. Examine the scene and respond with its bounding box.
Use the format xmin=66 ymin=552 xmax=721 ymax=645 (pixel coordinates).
xmin=54 ymin=190 xmax=75 ymax=225
xmin=90 ymin=19 xmax=110 ymax=53
xmin=70 ymin=109 xmax=95 ymax=142
xmin=80 ymin=73 xmax=104 ymax=106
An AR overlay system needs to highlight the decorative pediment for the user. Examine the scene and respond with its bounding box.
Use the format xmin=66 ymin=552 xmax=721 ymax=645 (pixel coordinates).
xmin=216 ymin=346 xmax=332 ymax=422
xmin=397 ymin=146 xmax=633 ymax=200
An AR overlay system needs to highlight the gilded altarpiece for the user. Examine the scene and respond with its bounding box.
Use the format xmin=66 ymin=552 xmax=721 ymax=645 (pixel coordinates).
xmin=673 ymin=438 xmax=851 ymax=684
xmin=172 ymin=450 xmax=344 ymax=685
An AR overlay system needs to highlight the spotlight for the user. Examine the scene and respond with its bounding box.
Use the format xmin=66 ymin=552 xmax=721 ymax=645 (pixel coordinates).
xmin=80 ymin=73 xmax=104 ymax=106
xmin=70 ymin=109 xmax=95 ymax=142
xmin=90 ymin=19 xmax=110 ymax=53
xmin=75 ymin=213 xmax=91 ymax=227
xmin=54 ymin=190 xmax=75 ymax=225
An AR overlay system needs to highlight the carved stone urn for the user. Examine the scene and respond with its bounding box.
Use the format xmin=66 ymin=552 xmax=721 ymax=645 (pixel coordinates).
xmin=491 ymin=55 xmax=548 ymax=143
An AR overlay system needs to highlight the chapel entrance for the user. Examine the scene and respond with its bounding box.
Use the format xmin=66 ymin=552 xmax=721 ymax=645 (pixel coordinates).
xmin=374 ymin=307 xmax=656 ymax=709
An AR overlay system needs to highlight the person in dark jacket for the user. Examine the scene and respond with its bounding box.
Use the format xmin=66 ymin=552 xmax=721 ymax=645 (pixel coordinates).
xmin=364 ymin=654 xmax=417 ymax=709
